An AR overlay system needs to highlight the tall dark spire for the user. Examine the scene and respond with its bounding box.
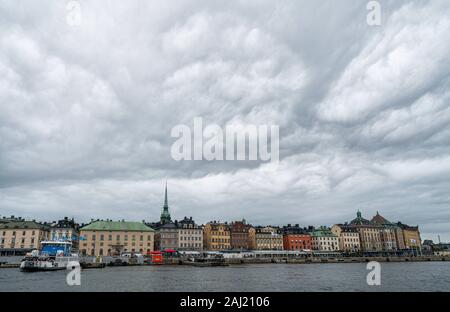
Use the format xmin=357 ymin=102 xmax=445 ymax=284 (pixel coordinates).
xmin=164 ymin=180 xmax=168 ymax=209
xmin=160 ymin=181 xmax=171 ymax=225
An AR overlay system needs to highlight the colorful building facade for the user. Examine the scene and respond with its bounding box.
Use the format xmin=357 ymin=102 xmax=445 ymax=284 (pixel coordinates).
xmin=178 ymin=217 xmax=203 ymax=250
xmin=310 ymin=227 xmax=339 ymax=251
xmin=230 ymin=220 xmax=256 ymax=250
xmin=0 ymin=217 xmax=50 ymax=256
xmin=331 ymin=224 xmax=361 ymax=252
xmin=203 ymin=222 xmax=231 ymax=251
xmin=79 ymin=220 xmax=155 ymax=256
xmin=255 ymin=226 xmax=283 ymax=250
xmin=282 ymin=224 xmax=312 ymax=251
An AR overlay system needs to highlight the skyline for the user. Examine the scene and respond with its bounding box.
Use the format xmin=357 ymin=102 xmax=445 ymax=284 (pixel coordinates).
xmin=1 ymin=0 xmax=450 ymax=242
xmin=0 ymin=183 xmax=434 ymax=242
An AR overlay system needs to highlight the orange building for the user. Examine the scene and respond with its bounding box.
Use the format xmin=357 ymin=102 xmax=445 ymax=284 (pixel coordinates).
xmin=282 ymin=224 xmax=312 ymax=251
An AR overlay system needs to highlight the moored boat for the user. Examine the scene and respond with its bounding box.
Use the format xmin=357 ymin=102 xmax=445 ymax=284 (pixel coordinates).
xmin=182 ymin=252 xmax=229 ymax=267
xmin=19 ymin=241 xmax=79 ymax=272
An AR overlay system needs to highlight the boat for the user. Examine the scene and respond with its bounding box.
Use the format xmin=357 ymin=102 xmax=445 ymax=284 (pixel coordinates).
xmin=80 ymin=262 xmax=106 ymax=269
xmin=79 ymin=255 xmax=106 ymax=269
xmin=107 ymin=252 xmax=145 ymax=266
xmin=182 ymin=252 xmax=229 ymax=267
xmin=19 ymin=241 xmax=79 ymax=272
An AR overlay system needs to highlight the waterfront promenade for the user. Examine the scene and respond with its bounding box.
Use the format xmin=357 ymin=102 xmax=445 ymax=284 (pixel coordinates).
xmin=1 ymin=255 xmax=449 ymax=268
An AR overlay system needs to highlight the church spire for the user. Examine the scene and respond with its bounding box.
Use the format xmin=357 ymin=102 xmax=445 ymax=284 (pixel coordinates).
xmin=164 ymin=180 xmax=168 ymax=209
xmin=160 ymin=181 xmax=171 ymax=225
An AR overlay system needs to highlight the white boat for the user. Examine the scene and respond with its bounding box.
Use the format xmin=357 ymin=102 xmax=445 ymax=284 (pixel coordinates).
xmin=20 ymin=241 xmax=79 ymax=272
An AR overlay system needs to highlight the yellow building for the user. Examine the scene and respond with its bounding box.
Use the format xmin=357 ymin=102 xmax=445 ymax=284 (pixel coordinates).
xmin=399 ymin=223 xmax=421 ymax=249
xmin=203 ymin=222 xmax=231 ymax=251
xmin=0 ymin=218 xmax=50 ymax=256
xmin=79 ymin=220 xmax=155 ymax=256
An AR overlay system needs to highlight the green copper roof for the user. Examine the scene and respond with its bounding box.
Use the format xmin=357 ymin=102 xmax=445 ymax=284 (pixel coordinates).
xmin=349 ymin=210 xmax=372 ymax=225
xmin=0 ymin=220 xmax=49 ymax=230
xmin=310 ymin=230 xmax=337 ymax=237
xmin=80 ymin=221 xmax=154 ymax=232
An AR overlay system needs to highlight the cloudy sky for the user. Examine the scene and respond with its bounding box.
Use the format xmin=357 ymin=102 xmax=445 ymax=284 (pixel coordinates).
xmin=1 ymin=0 xmax=449 ymax=241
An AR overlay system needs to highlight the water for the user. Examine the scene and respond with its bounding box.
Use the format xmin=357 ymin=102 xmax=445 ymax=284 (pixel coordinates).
xmin=0 ymin=262 xmax=449 ymax=292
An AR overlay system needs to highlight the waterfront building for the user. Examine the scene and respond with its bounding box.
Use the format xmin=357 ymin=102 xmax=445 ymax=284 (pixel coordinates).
xmin=49 ymin=217 xmax=80 ymax=252
xmin=155 ymin=222 xmax=179 ymax=251
xmin=341 ymin=211 xmax=423 ymax=253
xmin=0 ymin=217 xmax=50 ymax=256
xmin=397 ymin=222 xmax=422 ymax=250
xmin=310 ymin=227 xmax=339 ymax=251
xmin=330 ymin=224 xmax=361 ymax=252
xmin=348 ymin=211 xmax=383 ymax=252
xmin=370 ymin=212 xmax=398 ymax=251
xmin=148 ymin=182 xmax=179 ymax=251
xmin=230 ymin=220 xmax=256 ymax=250
xmin=282 ymin=224 xmax=312 ymax=251
xmin=178 ymin=216 xmax=203 ymax=251
xmin=255 ymin=226 xmax=283 ymax=250
xmin=78 ymin=220 xmax=155 ymax=256
xmin=203 ymin=221 xmax=231 ymax=251
xmin=147 ymin=184 xmax=203 ymax=251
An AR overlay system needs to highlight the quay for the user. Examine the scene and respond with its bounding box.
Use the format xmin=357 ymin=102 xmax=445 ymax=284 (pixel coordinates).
xmin=223 ymin=255 xmax=450 ymax=265
xmin=0 ymin=255 xmax=449 ymax=269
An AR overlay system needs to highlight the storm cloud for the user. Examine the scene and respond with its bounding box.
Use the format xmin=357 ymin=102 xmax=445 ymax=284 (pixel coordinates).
xmin=1 ymin=0 xmax=449 ymax=241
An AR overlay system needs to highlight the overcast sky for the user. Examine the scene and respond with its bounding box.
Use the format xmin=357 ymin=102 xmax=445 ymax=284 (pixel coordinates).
xmin=1 ymin=0 xmax=449 ymax=241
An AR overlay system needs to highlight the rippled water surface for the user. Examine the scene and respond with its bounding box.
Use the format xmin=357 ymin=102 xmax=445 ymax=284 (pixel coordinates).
xmin=1 ymin=262 xmax=449 ymax=292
